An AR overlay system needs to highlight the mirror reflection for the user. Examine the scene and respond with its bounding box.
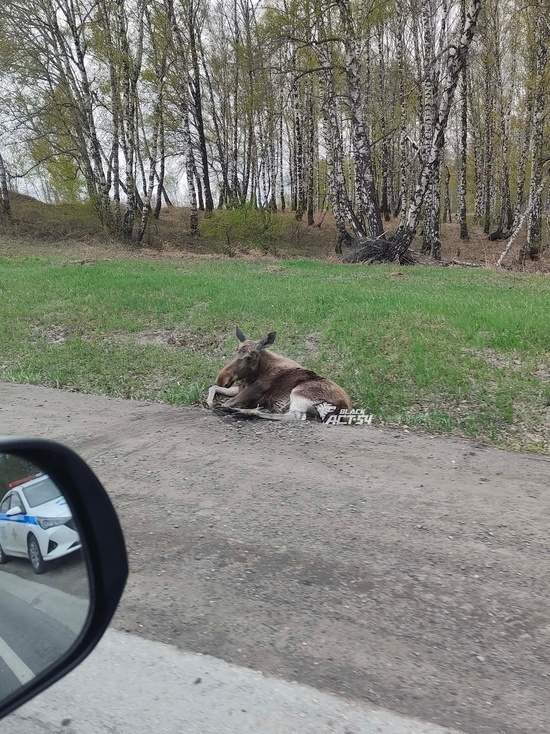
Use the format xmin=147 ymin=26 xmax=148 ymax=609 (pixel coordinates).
xmin=0 ymin=453 xmax=90 ymax=698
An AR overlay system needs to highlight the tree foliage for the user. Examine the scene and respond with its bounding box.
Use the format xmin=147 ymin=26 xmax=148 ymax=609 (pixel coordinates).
xmin=0 ymin=0 xmax=547 ymax=261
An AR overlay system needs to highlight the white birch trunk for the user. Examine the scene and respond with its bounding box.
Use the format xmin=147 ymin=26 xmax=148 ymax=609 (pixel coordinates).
xmin=354 ymin=0 xmax=483 ymax=262
xmin=457 ymin=0 xmax=469 ymax=238
xmin=0 ymin=153 xmax=11 ymax=218
xmin=522 ymin=4 xmax=549 ymax=260
xmin=421 ymin=0 xmax=441 ymax=257
xmin=165 ymin=0 xmax=198 ymax=234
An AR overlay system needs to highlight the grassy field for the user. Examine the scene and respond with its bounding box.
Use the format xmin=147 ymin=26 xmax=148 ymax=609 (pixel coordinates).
xmin=0 ymin=248 xmax=548 ymax=452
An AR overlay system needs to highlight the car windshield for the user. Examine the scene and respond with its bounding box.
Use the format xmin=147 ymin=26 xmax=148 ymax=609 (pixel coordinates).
xmin=21 ymin=477 xmax=62 ymax=509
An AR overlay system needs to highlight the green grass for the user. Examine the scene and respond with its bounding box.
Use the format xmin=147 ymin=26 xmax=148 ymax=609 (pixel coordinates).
xmin=0 ymin=254 xmax=548 ymax=452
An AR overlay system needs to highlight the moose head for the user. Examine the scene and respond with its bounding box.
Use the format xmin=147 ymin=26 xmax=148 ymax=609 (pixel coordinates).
xmin=215 ymin=327 xmax=277 ymax=387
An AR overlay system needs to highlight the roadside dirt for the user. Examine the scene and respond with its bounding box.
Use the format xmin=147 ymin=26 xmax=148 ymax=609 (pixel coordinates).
xmin=0 ymin=382 xmax=548 ymax=734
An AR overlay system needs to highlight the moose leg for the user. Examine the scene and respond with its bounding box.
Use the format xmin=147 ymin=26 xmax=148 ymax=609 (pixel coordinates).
xmin=214 ymin=407 xmax=305 ymax=421
xmin=206 ymin=385 xmax=240 ymax=408
xmin=214 ymin=392 xmax=317 ymax=421
xmin=248 ymin=408 xmax=304 ymax=421
xmin=223 ymin=381 xmax=267 ymax=408
xmin=234 ymin=408 xmax=283 ymax=420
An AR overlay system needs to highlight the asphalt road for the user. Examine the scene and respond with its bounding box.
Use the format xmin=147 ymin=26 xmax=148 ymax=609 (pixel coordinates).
xmin=0 ymin=552 xmax=89 ymax=600
xmin=0 ymin=584 xmax=70 ymax=685
xmin=0 ymin=382 xmax=549 ymax=734
xmin=0 ymin=568 xmax=89 ymax=699
xmin=1 ymin=629 xmax=466 ymax=734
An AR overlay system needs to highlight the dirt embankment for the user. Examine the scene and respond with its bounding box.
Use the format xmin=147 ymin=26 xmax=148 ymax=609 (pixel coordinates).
xmin=1 ymin=382 xmax=549 ymax=734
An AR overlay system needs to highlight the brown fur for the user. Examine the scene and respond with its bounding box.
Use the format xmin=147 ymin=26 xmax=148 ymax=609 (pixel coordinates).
xmin=207 ymin=328 xmax=350 ymax=421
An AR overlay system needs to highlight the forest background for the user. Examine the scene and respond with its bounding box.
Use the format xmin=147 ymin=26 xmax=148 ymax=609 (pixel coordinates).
xmin=0 ymin=0 xmax=548 ymax=267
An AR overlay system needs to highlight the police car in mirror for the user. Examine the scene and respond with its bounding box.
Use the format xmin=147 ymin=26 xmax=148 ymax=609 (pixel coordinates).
xmin=0 ymin=473 xmax=81 ymax=574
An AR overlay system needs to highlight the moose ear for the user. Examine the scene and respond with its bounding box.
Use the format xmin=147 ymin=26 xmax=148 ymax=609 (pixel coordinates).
xmin=236 ymin=326 xmax=246 ymax=342
xmin=257 ymin=331 xmax=276 ymax=349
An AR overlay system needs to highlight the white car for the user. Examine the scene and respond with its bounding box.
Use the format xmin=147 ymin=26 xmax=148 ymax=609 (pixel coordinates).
xmin=0 ymin=473 xmax=81 ymax=574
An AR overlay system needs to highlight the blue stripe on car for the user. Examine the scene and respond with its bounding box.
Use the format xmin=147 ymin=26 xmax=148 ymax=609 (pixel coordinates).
xmin=0 ymin=514 xmax=38 ymax=525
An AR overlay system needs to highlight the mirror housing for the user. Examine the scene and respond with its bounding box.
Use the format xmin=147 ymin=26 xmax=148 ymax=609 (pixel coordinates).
xmin=5 ymin=506 xmax=23 ymax=517
xmin=0 ymin=437 xmax=128 ymax=721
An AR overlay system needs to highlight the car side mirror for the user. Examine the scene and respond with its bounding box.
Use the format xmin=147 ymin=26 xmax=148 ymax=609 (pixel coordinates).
xmin=0 ymin=437 xmax=128 ymax=721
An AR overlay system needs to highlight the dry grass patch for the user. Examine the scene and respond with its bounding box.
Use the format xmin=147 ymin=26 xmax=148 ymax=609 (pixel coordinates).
xmin=104 ymin=327 xmax=232 ymax=355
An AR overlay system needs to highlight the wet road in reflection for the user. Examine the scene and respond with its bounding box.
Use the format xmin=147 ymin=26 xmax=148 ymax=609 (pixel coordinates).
xmin=0 ymin=554 xmax=89 ymax=698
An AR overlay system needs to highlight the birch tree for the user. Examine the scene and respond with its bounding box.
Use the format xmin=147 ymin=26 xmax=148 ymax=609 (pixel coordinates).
xmin=187 ymin=0 xmax=214 ymax=212
xmin=0 ymin=153 xmax=11 ymax=218
xmin=0 ymin=0 xmax=547 ymax=262
xmin=336 ymin=0 xmax=383 ymax=239
xmin=521 ymin=1 xmax=550 ymax=261
xmin=165 ymin=0 xmax=199 ymax=234
xmin=420 ymin=0 xmax=442 ymax=259
xmin=349 ymin=0 xmax=482 ymax=263
xmin=457 ymin=0 xmax=469 ymax=239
